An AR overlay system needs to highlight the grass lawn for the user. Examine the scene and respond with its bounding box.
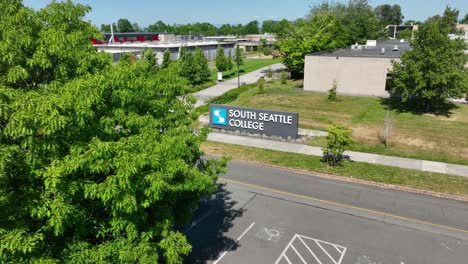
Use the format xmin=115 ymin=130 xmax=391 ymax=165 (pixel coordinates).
xmin=188 ymin=58 xmax=280 ymax=93
xmin=202 ymin=141 xmax=468 ymax=197
xmin=224 ymin=79 xmax=468 ymax=166
xmin=209 ymin=58 xmax=281 ymax=81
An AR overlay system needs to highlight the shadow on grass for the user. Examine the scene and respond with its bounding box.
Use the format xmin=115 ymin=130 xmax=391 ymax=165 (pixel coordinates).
xmin=222 ymin=69 xmax=246 ymax=79
xmin=184 ymin=183 xmax=245 ymax=263
xmin=379 ymin=97 xmax=459 ymax=117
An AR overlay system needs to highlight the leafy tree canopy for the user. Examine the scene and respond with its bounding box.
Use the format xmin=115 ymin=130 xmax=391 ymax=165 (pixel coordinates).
xmin=244 ymin=20 xmax=260 ymax=34
xmin=116 ymin=18 xmax=134 ymax=32
xmin=0 ymin=0 xmax=109 ymax=89
xmin=276 ymin=14 xmax=348 ymax=76
xmin=215 ymin=46 xmax=228 ymax=72
xmin=460 ymin=14 xmax=468 ymax=24
xmin=0 ymin=1 xmax=225 ymax=263
xmin=309 ymin=0 xmax=383 ymax=44
xmin=426 ymin=5 xmax=460 ymax=34
xmin=390 ymin=21 xmax=468 ymax=113
xmin=374 ymin=4 xmax=404 ymax=26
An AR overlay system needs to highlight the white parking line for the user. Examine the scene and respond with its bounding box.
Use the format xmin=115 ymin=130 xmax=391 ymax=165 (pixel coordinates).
xmin=275 ymin=234 xmax=347 ymax=264
xmin=213 ymin=222 xmax=255 ymax=264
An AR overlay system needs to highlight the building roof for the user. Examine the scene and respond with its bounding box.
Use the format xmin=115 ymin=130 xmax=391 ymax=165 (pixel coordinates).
xmin=94 ymin=40 xmax=234 ymax=49
xmin=102 ymin=32 xmax=169 ymax=37
xmin=308 ymin=39 xmax=411 ymax=59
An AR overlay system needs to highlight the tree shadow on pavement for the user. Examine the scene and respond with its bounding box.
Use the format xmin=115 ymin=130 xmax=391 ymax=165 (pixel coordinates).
xmin=184 ymin=183 xmax=246 ymax=263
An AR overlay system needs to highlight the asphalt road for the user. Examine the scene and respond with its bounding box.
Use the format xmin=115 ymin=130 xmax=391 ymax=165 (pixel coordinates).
xmin=185 ymin=160 xmax=468 ymax=264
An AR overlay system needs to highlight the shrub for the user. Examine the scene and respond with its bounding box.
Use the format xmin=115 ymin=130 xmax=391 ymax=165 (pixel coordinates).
xmin=280 ymin=71 xmax=288 ymax=84
xmin=322 ymin=125 xmax=354 ymax=166
xmin=328 ymin=80 xmax=338 ymax=103
xmin=257 ymin=77 xmax=266 ymax=94
xmin=266 ymin=67 xmax=274 ymax=78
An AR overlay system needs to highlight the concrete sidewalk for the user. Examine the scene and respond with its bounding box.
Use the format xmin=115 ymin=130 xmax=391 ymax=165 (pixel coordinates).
xmin=207 ymin=132 xmax=468 ymax=178
xmin=193 ymin=63 xmax=286 ymax=107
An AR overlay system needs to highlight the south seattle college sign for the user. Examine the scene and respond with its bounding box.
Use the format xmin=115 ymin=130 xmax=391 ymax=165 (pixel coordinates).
xmin=209 ymin=104 xmax=299 ymax=139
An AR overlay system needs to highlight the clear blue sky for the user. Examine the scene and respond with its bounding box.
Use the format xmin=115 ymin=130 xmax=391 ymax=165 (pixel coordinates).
xmin=23 ymin=0 xmax=468 ymax=27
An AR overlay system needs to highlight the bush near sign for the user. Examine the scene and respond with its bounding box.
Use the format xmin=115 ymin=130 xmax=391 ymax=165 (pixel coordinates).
xmin=209 ymin=104 xmax=299 ymax=139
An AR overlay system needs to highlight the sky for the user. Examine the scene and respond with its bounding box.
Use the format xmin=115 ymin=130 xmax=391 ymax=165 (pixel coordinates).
xmin=23 ymin=0 xmax=468 ymax=28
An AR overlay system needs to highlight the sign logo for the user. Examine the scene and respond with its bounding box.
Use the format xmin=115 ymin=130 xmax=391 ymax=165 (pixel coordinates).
xmin=212 ymin=108 xmax=227 ymax=126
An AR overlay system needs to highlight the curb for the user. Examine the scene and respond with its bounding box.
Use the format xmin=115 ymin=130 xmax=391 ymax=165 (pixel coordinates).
xmin=205 ymin=154 xmax=468 ymax=203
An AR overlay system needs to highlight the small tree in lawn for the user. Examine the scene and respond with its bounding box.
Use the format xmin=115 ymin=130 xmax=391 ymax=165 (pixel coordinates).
xmin=227 ymin=49 xmax=234 ymax=75
xmin=162 ymin=49 xmax=172 ymax=68
xmin=215 ymin=45 xmax=228 ymax=80
xmin=194 ymin=47 xmax=211 ymax=85
xmin=280 ymin=71 xmax=288 ymax=84
xmin=234 ymin=45 xmax=244 ymax=86
xmin=323 ymin=125 xmax=354 ymax=166
xmin=266 ymin=67 xmax=274 ymax=79
xmin=328 ymin=80 xmax=338 ymax=103
xmin=257 ymin=77 xmax=266 ymax=94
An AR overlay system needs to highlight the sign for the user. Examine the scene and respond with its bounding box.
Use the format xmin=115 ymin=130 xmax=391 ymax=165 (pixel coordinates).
xmin=209 ymin=104 xmax=299 ymax=139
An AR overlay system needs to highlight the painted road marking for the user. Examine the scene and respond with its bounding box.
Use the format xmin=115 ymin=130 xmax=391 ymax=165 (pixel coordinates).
xmin=275 ymin=234 xmax=347 ymax=264
xmin=213 ymin=222 xmax=255 ymax=264
xmin=220 ymin=178 xmax=468 ymax=235
xmin=256 ymin=227 xmax=283 ymax=242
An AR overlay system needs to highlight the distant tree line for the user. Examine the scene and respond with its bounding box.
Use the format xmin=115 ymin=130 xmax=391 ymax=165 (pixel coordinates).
xmin=101 ymin=19 xmax=289 ymax=36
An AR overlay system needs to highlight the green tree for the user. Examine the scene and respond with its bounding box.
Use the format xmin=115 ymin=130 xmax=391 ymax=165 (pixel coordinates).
xmin=390 ymin=21 xmax=468 ymax=113
xmin=235 ymin=45 xmax=243 ymax=68
xmin=0 ymin=0 xmax=109 ymax=89
xmin=276 ymin=14 xmax=348 ymax=77
xmin=100 ymin=23 xmax=111 ymax=32
xmin=328 ymin=80 xmax=338 ymax=103
xmin=396 ymin=28 xmax=413 ymax=39
xmin=258 ymin=38 xmax=272 ymax=56
xmin=460 ymin=14 xmax=468 ymax=24
xmin=323 ymin=125 xmax=353 ymax=166
xmin=261 ymin=20 xmax=282 ymax=33
xmin=179 ymin=45 xmax=187 ymax=61
xmin=215 ymin=45 xmax=228 ymax=73
xmin=147 ymin=20 xmax=170 ymax=33
xmin=257 ymin=77 xmax=265 ymax=94
xmin=162 ymin=49 xmax=172 ymax=68
xmin=193 ymin=47 xmax=211 ymax=84
xmin=218 ymin=24 xmax=233 ymax=35
xmin=374 ymin=4 xmax=404 ymax=26
xmin=426 ymin=6 xmax=460 ymax=33
xmin=280 ymin=71 xmax=288 ymax=84
xmin=141 ymin=48 xmax=157 ymax=69
xmin=116 ymin=18 xmax=134 ymax=32
xmin=227 ymin=49 xmax=234 ymax=72
xmin=0 ymin=1 xmax=226 ymax=262
xmin=266 ymin=67 xmax=273 ymax=78
xmin=179 ymin=50 xmax=196 ymax=83
xmin=244 ymin=20 xmax=260 ymax=34
xmin=132 ymin=22 xmax=142 ymax=32
xmin=309 ymin=0 xmax=382 ymax=44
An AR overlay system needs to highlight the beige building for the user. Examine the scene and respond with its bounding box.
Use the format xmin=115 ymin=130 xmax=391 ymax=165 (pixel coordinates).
xmin=304 ymin=40 xmax=411 ymax=97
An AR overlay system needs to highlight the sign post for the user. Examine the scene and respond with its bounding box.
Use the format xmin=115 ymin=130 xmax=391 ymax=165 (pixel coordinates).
xmin=209 ymin=104 xmax=299 ymax=139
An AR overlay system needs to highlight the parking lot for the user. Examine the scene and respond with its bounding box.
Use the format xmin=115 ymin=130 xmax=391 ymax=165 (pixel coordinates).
xmin=185 ymin=181 xmax=468 ymax=264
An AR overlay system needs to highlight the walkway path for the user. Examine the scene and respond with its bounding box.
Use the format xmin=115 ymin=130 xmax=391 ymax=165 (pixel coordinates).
xmin=207 ymin=132 xmax=468 ymax=178
xmin=193 ymin=63 xmax=285 ymax=107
